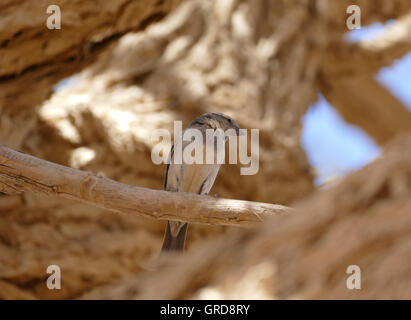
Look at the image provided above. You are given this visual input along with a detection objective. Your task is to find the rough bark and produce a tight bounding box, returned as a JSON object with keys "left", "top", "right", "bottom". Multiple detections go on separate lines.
{"left": 0, "top": 145, "right": 290, "bottom": 226}
{"left": 0, "top": 0, "right": 182, "bottom": 109}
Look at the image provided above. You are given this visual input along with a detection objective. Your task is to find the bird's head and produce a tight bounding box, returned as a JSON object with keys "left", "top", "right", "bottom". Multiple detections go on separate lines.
{"left": 191, "top": 112, "right": 242, "bottom": 138}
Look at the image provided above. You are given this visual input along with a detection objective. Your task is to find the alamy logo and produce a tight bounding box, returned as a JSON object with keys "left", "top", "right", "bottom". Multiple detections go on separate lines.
{"left": 346, "top": 265, "right": 361, "bottom": 290}
{"left": 46, "top": 265, "right": 61, "bottom": 290}
{"left": 346, "top": 5, "right": 361, "bottom": 30}
{"left": 151, "top": 121, "right": 259, "bottom": 175}
{"left": 46, "top": 5, "right": 61, "bottom": 30}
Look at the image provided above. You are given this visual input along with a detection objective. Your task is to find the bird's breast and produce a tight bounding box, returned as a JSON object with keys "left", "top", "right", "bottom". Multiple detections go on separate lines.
{"left": 179, "top": 163, "right": 220, "bottom": 194}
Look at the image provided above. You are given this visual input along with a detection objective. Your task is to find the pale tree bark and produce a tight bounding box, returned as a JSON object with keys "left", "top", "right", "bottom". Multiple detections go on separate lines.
{"left": 0, "top": 0, "right": 182, "bottom": 109}
{"left": 0, "top": 145, "right": 290, "bottom": 226}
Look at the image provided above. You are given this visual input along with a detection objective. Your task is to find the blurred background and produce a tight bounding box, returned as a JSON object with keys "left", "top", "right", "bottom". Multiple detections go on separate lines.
{"left": 1, "top": 0, "right": 411, "bottom": 299}
{"left": 303, "top": 25, "right": 411, "bottom": 185}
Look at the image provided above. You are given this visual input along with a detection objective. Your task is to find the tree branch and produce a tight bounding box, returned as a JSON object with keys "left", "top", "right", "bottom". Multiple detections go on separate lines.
{"left": 321, "top": 11, "right": 411, "bottom": 78}
{"left": 0, "top": 145, "right": 291, "bottom": 227}
{"left": 319, "top": 75, "right": 411, "bottom": 146}
{"left": 319, "top": 12, "right": 411, "bottom": 146}
{"left": 0, "top": 0, "right": 182, "bottom": 110}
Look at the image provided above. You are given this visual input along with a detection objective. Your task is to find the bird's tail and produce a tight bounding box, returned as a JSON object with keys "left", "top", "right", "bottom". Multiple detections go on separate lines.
{"left": 161, "top": 221, "right": 188, "bottom": 253}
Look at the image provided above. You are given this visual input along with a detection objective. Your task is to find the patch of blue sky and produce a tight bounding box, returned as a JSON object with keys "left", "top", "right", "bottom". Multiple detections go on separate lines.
{"left": 53, "top": 73, "right": 82, "bottom": 92}
{"left": 301, "top": 95, "right": 381, "bottom": 185}
{"left": 302, "top": 21, "right": 411, "bottom": 185}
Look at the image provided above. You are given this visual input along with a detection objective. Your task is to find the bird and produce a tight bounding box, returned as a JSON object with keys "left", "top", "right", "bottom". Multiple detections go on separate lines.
{"left": 161, "top": 112, "right": 241, "bottom": 253}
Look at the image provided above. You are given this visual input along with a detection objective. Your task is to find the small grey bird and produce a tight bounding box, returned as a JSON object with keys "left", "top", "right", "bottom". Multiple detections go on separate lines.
{"left": 161, "top": 112, "right": 241, "bottom": 253}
